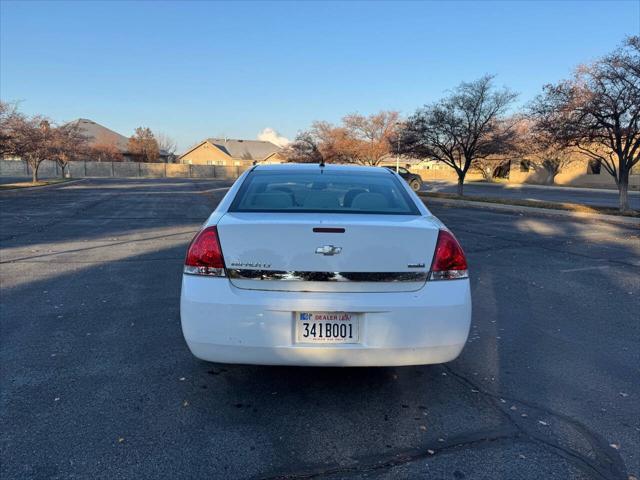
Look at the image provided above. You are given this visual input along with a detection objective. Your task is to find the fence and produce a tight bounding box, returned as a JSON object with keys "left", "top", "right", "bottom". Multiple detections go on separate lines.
{"left": 0, "top": 159, "right": 248, "bottom": 180}
{"left": 1, "top": 159, "right": 637, "bottom": 189}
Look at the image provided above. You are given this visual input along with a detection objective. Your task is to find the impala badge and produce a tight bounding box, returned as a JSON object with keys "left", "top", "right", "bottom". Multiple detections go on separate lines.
{"left": 315, "top": 245, "right": 342, "bottom": 256}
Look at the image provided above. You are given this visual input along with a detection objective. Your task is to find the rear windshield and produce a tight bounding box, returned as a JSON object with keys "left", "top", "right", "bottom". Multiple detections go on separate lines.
{"left": 229, "top": 170, "right": 420, "bottom": 215}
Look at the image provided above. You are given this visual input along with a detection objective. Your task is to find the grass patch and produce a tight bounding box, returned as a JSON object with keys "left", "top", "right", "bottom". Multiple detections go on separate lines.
{"left": 467, "top": 178, "right": 510, "bottom": 184}
{"left": 419, "top": 192, "right": 640, "bottom": 218}
{"left": 0, "top": 179, "right": 72, "bottom": 190}
{"left": 464, "top": 179, "right": 639, "bottom": 191}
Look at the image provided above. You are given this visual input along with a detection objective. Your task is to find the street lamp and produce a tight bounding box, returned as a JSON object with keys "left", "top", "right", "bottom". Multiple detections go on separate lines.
{"left": 395, "top": 121, "right": 401, "bottom": 173}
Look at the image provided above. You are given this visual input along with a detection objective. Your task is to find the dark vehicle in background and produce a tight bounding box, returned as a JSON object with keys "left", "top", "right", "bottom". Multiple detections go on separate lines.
{"left": 382, "top": 166, "right": 423, "bottom": 191}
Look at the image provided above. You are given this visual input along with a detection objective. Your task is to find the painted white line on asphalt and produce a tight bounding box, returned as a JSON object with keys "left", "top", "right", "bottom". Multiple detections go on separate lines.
{"left": 560, "top": 265, "right": 611, "bottom": 273}
{"left": 200, "top": 187, "right": 231, "bottom": 193}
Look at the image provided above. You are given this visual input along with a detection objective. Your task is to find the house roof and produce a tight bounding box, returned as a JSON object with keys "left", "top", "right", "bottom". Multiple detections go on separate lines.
{"left": 206, "top": 138, "right": 281, "bottom": 161}
{"left": 70, "top": 118, "right": 130, "bottom": 152}
{"left": 69, "top": 119, "right": 170, "bottom": 156}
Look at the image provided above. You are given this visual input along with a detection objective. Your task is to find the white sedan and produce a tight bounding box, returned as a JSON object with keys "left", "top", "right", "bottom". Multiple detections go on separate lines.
{"left": 180, "top": 164, "right": 471, "bottom": 367}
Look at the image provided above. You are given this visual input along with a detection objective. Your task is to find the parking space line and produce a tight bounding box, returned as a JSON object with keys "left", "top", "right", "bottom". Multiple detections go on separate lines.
{"left": 560, "top": 265, "right": 611, "bottom": 273}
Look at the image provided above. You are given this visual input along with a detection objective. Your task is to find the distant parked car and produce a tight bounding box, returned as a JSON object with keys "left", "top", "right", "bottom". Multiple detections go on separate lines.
{"left": 382, "top": 165, "right": 422, "bottom": 191}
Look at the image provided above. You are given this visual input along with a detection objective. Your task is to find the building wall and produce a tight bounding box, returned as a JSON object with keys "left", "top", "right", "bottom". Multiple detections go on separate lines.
{"left": 509, "top": 159, "right": 640, "bottom": 189}
{"left": 179, "top": 141, "right": 286, "bottom": 167}
{"left": 180, "top": 142, "right": 231, "bottom": 165}
{"left": 261, "top": 152, "right": 287, "bottom": 164}
{"left": 410, "top": 158, "right": 639, "bottom": 190}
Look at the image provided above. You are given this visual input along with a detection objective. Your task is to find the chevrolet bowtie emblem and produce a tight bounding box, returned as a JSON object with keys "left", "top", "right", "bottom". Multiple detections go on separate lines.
{"left": 315, "top": 245, "right": 342, "bottom": 256}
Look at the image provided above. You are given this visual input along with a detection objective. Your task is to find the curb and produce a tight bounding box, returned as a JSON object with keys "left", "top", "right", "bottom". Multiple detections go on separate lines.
{"left": 0, "top": 178, "right": 86, "bottom": 192}
{"left": 425, "top": 180, "right": 640, "bottom": 195}
{"left": 422, "top": 196, "right": 640, "bottom": 226}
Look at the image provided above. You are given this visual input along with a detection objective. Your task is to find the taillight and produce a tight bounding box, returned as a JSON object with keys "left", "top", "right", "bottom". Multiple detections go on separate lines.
{"left": 184, "top": 226, "right": 226, "bottom": 276}
{"left": 429, "top": 229, "right": 468, "bottom": 280}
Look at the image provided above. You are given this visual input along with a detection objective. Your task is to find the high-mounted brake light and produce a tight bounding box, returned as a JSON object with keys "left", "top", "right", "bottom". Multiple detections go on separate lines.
{"left": 429, "top": 229, "right": 468, "bottom": 280}
{"left": 184, "top": 226, "right": 226, "bottom": 276}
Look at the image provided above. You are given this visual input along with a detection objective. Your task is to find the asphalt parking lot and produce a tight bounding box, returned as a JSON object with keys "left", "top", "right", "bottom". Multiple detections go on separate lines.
{"left": 1, "top": 178, "right": 638, "bottom": 480}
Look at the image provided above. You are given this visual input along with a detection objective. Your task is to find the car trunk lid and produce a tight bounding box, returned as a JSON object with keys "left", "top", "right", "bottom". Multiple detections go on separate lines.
{"left": 216, "top": 213, "right": 439, "bottom": 292}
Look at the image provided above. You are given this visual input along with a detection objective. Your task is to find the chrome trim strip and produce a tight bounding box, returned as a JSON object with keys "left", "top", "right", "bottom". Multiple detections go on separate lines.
{"left": 227, "top": 269, "right": 428, "bottom": 282}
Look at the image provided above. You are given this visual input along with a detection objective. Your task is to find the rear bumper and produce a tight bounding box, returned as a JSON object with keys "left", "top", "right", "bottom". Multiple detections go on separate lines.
{"left": 180, "top": 276, "right": 471, "bottom": 367}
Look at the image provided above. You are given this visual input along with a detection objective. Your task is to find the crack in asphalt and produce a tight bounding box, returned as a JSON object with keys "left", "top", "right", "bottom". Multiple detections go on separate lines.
{"left": 258, "top": 365, "right": 627, "bottom": 480}
{"left": 442, "top": 366, "right": 628, "bottom": 480}
{"left": 258, "top": 429, "right": 521, "bottom": 480}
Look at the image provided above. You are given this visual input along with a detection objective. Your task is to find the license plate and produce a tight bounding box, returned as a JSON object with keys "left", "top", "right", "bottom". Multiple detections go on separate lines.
{"left": 295, "top": 312, "right": 359, "bottom": 344}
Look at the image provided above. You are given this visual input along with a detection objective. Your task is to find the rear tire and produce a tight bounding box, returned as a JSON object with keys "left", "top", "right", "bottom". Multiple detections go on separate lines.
{"left": 409, "top": 179, "right": 422, "bottom": 192}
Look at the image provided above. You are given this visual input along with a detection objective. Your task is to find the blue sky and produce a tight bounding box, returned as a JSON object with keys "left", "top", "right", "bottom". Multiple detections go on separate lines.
{"left": 1, "top": 1, "right": 638, "bottom": 151}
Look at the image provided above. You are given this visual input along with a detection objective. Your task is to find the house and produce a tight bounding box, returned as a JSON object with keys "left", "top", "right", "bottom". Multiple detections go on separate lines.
{"left": 70, "top": 118, "right": 171, "bottom": 162}
{"left": 179, "top": 138, "right": 285, "bottom": 167}
{"left": 72, "top": 118, "right": 129, "bottom": 153}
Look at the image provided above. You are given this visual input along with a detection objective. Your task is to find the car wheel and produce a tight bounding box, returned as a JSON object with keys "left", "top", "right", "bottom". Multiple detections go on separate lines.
{"left": 409, "top": 179, "right": 422, "bottom": 192}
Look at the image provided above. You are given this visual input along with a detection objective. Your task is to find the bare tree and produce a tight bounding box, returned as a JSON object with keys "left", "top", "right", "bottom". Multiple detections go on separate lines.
{"left": 309, "top": 121, "right": 352, "bottom": 163}
{"left": 282, "top": 131, "right": 324, "bottom": 163}
{"left": 128, "top": 127, "right": 160, "bottom": 162}
{"left": 530, "top": 36, "right": 639, "bottom": 211}
{"left": 399, "top": 75, "right": 518, "bottom": 195}
{"left": 155, "top": 132, "right": 177, "bottom": 163}
{"left": 341, "top": 111, "right": 399, "bottom": 165}
{"left": 0, "top": 101, "right": 22, "bottom": 157}
{"left": 9, "top": 116, "right": 55, "bottom": 183}
{"left": 296, "top": 112, "right": 399, "bottom": 165}
{"left": 1, "top": 104, "right": 86, "bottom": 181}
{"left": 471, "top": 118, "right": 518, "bottom": 181}
{"left": 51, "top": 123, "right": 88, "bottom": 178}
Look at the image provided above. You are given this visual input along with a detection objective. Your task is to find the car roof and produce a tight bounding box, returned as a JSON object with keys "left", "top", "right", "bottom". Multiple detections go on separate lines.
{"left": 252, "top": 163, "right": 390, "bottom": 175}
